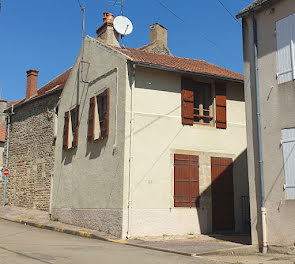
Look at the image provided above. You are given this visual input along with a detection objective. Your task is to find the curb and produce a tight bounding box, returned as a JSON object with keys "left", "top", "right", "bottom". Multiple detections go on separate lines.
{"left": 0, "top": 216, "right": 253, "bottom": 258}
{"left": 0, "top": 217, "right": 109, "bottom": 241}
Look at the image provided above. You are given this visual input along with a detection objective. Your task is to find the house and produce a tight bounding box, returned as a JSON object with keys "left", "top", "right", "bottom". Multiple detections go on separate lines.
{"left": 237, "top": 0, "right": 295, "bottom": 250}
{"left": 0, "top": 99, "right": 7, "bottom": 168}
{"left": 51, "top": 12, "right": 249, "bottom": 238}
{"left": 1, "top": 68, "right": 71, "bottom": 211}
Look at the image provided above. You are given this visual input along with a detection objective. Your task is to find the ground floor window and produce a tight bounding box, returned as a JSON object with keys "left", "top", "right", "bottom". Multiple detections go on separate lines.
{"left": 281, "top": 128, "right": 295, "bottom": 199}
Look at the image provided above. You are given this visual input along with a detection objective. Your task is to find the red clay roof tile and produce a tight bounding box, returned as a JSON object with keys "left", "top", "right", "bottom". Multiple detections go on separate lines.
{"left": 114, "top": 47, "right": 243, "bottom": 81}
{"left": 11, "top": 68, "right": 72, "bottom": 109}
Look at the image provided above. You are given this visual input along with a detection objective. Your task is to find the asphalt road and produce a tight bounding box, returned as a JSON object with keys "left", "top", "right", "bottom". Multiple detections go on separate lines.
{"left": 0, "top": 219, "right": 220, "bottom": 264}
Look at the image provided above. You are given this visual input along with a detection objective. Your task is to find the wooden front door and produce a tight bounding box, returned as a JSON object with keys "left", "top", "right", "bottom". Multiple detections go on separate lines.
{"left": 211, "top": 157, "right": 235, "bottom": 232}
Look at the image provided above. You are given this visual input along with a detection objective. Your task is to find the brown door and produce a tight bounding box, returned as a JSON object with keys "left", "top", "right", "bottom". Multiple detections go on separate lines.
{"left": 211, "top": 157, "right": 235, "bottom": 232}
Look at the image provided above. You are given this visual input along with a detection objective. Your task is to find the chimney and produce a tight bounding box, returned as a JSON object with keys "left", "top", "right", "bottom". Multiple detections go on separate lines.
{"left": 96, "top": 12, "right": 120, "bottom": 47}
{"left": 0, "top": 98, "right": 7, "bottom": 127}
{"left": 150, "top": 23, "right": 168, "bottom": 46}
{"left": 141, "top": 23, "right": 171, "bottom": 55}
{"left": 26, "top": 69, "right": 39, "bottom": 99}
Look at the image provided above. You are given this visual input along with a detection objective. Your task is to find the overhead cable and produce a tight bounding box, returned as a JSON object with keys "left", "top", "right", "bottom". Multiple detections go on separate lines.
{"left": 216, "top": 0, "right": 242, "bottom": 27}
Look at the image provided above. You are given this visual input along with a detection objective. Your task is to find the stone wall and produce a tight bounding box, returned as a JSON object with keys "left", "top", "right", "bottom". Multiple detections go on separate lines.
{"left": 1, "top": 92, "right": 60, "bottom": 211}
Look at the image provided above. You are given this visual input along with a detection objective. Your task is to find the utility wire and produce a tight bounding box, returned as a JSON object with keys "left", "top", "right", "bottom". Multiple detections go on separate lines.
{"left": 154, "top": 0, "right": 222, "bottom": 50}
{"left": 216, "top": 0, "right": 241, "bottom": 27}
{"left": 154, "top": 0, "right": 184, "bottom": 22}
{"left": 76, "top": 0, "right": 83, "bottom": 10}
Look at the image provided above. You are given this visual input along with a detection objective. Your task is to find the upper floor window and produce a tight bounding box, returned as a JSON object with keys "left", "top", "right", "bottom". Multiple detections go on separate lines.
{"left": 88, "top": 88, "right": 109, "bottom": 141}
{"left": 193, "top": 82, "right": 214, "bottom": 125}
{"left": 181, "top": 77, "right": 227, "bottom": 129}
{"left": 276, "top": 13, "right": 295, "bottom": 84}
{"left": 63, "top": 105, "right": 79, "bottom": 150}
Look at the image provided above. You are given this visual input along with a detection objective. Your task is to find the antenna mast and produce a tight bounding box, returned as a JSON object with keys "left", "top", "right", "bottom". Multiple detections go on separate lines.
{"left": 121, "top": 0, "right": 123, "bottom": 16}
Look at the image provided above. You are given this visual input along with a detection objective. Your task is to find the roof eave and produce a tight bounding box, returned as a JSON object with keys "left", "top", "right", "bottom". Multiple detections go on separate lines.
{"left": 4, "top": 87, "right": 63, "bottom": 112}
{"left": 129, "top": 60, "right": 243, "bottom": 83}
{"left": 236, "top": 0, "right": 279, "bottom": 19}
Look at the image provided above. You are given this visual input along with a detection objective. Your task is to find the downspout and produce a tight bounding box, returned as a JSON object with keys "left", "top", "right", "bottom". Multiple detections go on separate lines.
{"left": 3, "top": 105, "right": 14, "bottom": 207}
{"left": 251, "top": 12, "right": 268, "bottom": 254}
{"left": 126, "top": 63, "right": 135, "bottom": 239}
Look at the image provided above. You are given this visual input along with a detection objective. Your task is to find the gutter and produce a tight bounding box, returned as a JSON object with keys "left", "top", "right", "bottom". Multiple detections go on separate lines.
{"left": 130, "top": 61, "right": 244, "bottom": 84}
{"left": 126, "top": 63, "right": 136, "bottom": 239}
{"left": 4, "top": 87, "right": 64, "bottom": 113}
{"left": 236, "top": 0, "right": 279, "bottom": 19}
{"left": 251, "top": 12, "right": 268, "bottom": 254}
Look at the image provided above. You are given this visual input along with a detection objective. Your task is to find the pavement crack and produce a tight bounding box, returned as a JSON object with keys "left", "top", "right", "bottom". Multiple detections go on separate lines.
{"left": 0, "top": 245, "right": 53, "bottom": 264}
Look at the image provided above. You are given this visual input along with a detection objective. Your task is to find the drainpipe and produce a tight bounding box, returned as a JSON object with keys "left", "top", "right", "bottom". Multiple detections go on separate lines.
{"left": 126, "top": 63, "right": 135, "bottom": 239}
{"left": 251, "top": 12, "right": 268, "bottom": 254}
{"left": 3, "top": 105, "right": 14, "bottom": 207}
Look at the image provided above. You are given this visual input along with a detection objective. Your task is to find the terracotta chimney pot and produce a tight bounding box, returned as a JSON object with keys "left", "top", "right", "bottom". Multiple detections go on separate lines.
{"left": 103, "top": 12, "right": 114, "bottom": 23}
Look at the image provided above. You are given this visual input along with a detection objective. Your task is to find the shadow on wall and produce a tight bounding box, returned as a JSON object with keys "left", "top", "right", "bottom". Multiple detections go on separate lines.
{"left": 195, "top": 149, "right": 251, "bottom": 245}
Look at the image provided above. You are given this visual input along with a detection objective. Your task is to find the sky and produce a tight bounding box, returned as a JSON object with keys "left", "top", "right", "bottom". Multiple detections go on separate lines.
{"left": 0, "top": 0, "right": 250, "bottom": 101}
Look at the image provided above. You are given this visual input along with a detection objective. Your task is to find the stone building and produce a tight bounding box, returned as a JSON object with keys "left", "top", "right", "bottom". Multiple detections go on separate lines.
{"left": 2, "top": 68, "right": 71, "bottom": 211}
{"left": 0, "top": 98, "right": 8, "bottom": 169}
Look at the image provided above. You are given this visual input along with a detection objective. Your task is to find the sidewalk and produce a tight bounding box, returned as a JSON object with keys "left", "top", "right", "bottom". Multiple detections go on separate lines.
{"left": 0, "top": 206, "right": 294, "bottom": 263}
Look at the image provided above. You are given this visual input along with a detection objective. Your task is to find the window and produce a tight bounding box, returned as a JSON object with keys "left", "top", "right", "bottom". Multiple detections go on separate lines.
{"left": 281, "top": 128, "right": 295, "bottom": 199}
{"left": 174, "top": 154, "right": 200, "bottom": 207}
{"left": 63, "top": 105, "right": 79, "bottom": 150}
{"left": 88, "top": 88, "right": 109, "bottom": 141}
{"left": 181, "top": 77, "right": 227, "bottom": 129}
{"left": 193, "top": 82, "right": 214, "bottom": 125}
{"left": 276, "top": 13, "right": 295, "bottom": 84}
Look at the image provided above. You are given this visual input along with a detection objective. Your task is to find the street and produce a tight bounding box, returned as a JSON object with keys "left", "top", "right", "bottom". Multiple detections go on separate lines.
{"left": 0, "top": 219, "right": 219, "bottom": 264}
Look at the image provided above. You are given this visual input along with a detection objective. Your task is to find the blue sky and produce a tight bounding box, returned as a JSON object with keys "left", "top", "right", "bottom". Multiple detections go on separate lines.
{"left": 0, "top": 0, "right": 250, "bottom": 101}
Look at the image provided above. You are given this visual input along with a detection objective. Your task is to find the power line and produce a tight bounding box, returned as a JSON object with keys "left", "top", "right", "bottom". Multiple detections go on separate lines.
{"left": 76, "top": 0, "right": 82, "bottom": 9}
{"left": 154, "top": 0, "right": 184, "bottom": 22}
{"left": 154, "top": 0, "right": 223, "bottom": 51}
{"left": 216, "top": 0, "right": 241, "bottom": 27}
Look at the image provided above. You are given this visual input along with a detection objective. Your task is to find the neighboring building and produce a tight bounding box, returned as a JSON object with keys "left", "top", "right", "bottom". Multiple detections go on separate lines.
{"left": 51, "top": 12, "right": 249, "bottom": 238}
{"left": 237, "top": 0, "right": 295, "bottom": 248}
{"left": 1, "top": 68, "right": 71, "bottom": 211}
{"left": 0, "top": 98, "right": 7, "bottom": 169}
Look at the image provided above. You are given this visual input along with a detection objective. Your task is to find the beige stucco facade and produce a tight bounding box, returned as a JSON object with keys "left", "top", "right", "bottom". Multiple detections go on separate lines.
{"left": 52, "top": 35, "right": 248, "bottom": 238}
{"left": 123, "top": 67, "right": 248, "bottom": 237}
{"left": 241, "top": 0, "right": 295, "bottom": 246}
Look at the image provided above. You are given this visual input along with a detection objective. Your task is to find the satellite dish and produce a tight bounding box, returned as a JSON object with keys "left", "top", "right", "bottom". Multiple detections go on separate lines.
{"left": 113, "top": 16, "right": 133, "bottom": 36}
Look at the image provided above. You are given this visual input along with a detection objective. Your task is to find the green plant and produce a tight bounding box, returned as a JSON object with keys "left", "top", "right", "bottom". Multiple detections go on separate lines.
{"left": 50, "top": 217, "right": 59, "bottom": 222}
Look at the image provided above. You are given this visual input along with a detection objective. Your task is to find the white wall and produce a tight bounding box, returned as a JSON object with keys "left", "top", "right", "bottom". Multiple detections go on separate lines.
{"left": 123, "top": 66, "right": 248, "bottom": 238}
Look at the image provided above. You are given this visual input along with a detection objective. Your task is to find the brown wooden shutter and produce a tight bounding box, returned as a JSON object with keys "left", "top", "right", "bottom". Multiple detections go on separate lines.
{"left": 71, "top": 105, "right": 79, "bottom": 148}
{"left": 101, "top": 88, "right": 109, "bottom": 138}
{"left": 174, "top": 154, "right": 199, "bottom": 207}
{"left": 181, "top": 77, "right": 194, "bottom": 125}
{"left": 88, "top": 97, "right": 95, "bottom": 141}
{"left": 63, "top": 111, "right": 69, "bottom": 150}
{"left": 74, "top": 105, "right": 79, "bottom": 147}
{"left": 215, "top": 82, "right": 227, "bottom": 129}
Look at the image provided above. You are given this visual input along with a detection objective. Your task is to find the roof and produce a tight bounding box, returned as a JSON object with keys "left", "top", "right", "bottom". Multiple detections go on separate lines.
{"left": 10, "top": 68, "right": 72, "bottom": 109}
{"left": 0, "top": 125, "right": 6, "bottom": 143}
{"left": 236, "top": 0, "right": 279, "bottom": 18}
{"left": 115, "top": 47, "right": 243, "bottom": 81}
{"left": 7, "top": 99, "right": 23, "bottom": 107}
